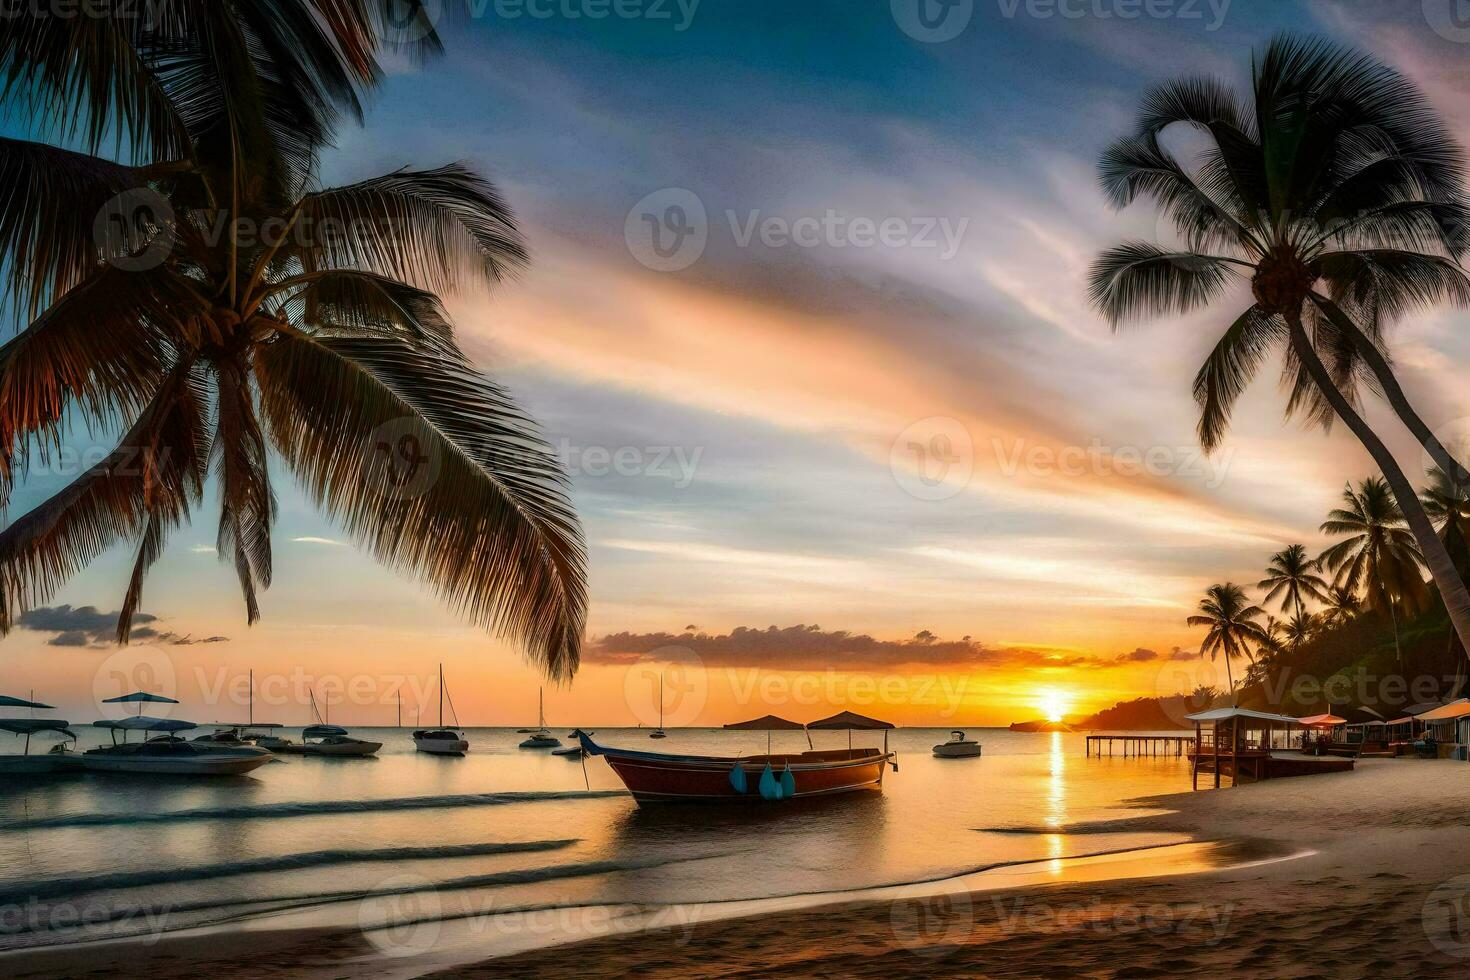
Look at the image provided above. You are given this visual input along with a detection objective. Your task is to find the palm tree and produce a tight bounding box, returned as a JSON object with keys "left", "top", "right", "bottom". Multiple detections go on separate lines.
{"left": 1319, "top": 585, "right": 1362, "bottom": 628}
{"left": 0, "top": 3, "right": 588, "bottom": 678}
{"left": 1258, "top": 544, "right": 1329, "bottom": 618}
{"left": 1088, "top": 34, "right": 1470, "bottom": 660}
{"left": 1187, "top": 583, "right": 1270, "bottom": 701}
{"left": 1320, "top": 477, "right": 1428, "bottom": 667}
{"left": 1423, "top": 466, "right": 1470, "bottom": 576}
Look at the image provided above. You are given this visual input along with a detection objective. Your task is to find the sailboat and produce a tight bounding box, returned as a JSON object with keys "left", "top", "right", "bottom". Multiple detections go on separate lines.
{"left": 414, "top": 664, "right": 469, "bottom": 755}
{"left": 259, "top": 692, "right": 381, "bottom": 757}
{"left": 649, "top": 674, "right": 668, "bottom": 739}
{"left": 518, "top": 689, "right": 561, "bottom": 748}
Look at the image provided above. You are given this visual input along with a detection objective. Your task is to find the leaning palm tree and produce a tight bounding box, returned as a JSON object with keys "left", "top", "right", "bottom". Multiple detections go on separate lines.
{"left": 1187, "top": 583, "right": 1270, "bottom": 701}
{"left": 0, "top": 3, "right": 587, "bottom": 677}
{"left": 1320, "top": 477, "right": 1428, "bottom": 667}
{"left": 1258, "top": 544, "right": 1329, "bottom": 618}
{"left": 1089, "top": 34, "right": 1470, "bottom": 660}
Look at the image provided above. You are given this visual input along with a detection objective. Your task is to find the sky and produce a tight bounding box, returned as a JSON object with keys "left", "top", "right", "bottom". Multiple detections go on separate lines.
{"left": 6, "top": 0, "right": 1470, "bottom": 728}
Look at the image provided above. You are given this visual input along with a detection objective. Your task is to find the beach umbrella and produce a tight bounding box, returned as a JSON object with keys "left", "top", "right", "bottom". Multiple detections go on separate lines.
{"left": 806, "top": 711, "right": 896, "bottom": 751}
{"left": 0, "top": 695, "right": 54, "bottom": 709}
{"left": 102, "top": 691, "right": 179, "bottom": 717}
{"left": 724, "top": 714, "right": 805, "bottom": 754}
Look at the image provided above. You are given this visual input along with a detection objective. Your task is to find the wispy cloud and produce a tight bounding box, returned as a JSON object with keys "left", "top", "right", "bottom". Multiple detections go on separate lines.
{"left": 291, "top": 536, "right": 348, "bottom": 547}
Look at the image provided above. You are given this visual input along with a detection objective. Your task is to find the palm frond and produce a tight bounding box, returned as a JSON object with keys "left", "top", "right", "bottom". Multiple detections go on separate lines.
{"left": 1191, "top": 305, "right": 1283, "bottom": 451}
{"left": 255, "top": 332, "right": 585, "bottom": 678}
{"left": 292, "top": 165, "right": 528, "bottom": 293}
{"left": 1087, "top": 243, "right": 1239, "bottom": 327}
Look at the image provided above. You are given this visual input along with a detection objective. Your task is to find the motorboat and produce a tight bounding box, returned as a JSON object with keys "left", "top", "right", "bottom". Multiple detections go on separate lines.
{"left": 266, "top": 724, "right": 381, "bottom": 757}
{"left": 414, "top": 663, "right": 469, "bottom": 755}
{"left": 552, "top": 743, "right": 586, "bottom": 758}
{"left": 193, "top": 724, "right": 282, "bottom": 746}
{"left": 82, "top": 718, "right": 272, "bottom": 775}
{"left": 518, "top": 688, "right": 561, "bottom": 748}
{"left": 932, "top": 730, "right": 983, "bottom": 758}
{"left": 575, "top": 728, "right": 896, "bottom": 805}
{"left": 0, "top": 695, "right": 78, "bottom": 774}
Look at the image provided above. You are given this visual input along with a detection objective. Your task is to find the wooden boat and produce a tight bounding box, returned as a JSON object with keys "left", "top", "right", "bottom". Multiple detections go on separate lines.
{"left": 574, "top": 730, "right": 895, "bottom": 804}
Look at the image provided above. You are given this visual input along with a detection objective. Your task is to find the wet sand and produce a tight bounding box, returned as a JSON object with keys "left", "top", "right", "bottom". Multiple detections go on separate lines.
{"left": 8, "top": 759, "right": 1470, "bottom": 978}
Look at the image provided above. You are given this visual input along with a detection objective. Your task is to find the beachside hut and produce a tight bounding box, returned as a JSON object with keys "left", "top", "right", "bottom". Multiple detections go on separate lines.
{"left": 807, "top": 711, "right": 895, "bottom": 753}
{"left": 1413, "top": 700, "right": 1470, "bottom": 760}
{"left": 1296, "top": 713, "right": 1346, "bottom": 754}
{"left": 1185, "top": 707, "right": 1304, "bottom": 788}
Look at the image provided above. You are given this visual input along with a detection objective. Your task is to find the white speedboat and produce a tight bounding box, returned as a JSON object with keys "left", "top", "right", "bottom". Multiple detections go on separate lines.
{"left": 552, "top": 744, "right": 586, "bottom": 758}
{"left": 267, "top": 724, "right": 381, "bottom": 757}
{"left": 518, "top": 689, "right": 561, "bottom": 748}
{"left": 932, "top": 730, "right": 982, "bottom": 758}
{"left": 414, "top": 663, "right": 469, "bottom": 755}
{"left": 80, "top": 736, "right": 273, "bottom": 775}
{"left": 0, "top": 701, "right": 77, "bottom": 774}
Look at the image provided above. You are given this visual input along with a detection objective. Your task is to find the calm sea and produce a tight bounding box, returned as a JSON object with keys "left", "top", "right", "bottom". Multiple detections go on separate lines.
{"left": 0, "top": 728, "right": 1204, "bottom": 964}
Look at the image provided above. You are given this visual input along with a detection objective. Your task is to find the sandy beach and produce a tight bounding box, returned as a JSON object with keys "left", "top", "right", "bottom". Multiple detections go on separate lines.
{"left": 7, "top": 758, "right": 1469, "bottom": 979}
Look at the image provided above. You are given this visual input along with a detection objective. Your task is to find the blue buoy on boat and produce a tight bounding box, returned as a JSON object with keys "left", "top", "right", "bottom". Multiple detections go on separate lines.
{"left": 758, "top": 762, "right": 780, "bottom": 800}
{"left": 729, "top": 762, "right": 748, "bottom": 793}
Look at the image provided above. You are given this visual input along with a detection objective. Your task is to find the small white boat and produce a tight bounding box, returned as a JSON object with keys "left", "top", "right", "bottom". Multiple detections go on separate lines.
{"left": 649, "top": 674, "right": 668, "bottom": 739}
{"left": 414, "top": 663, "right": 469, "bottom": 755}
{"left": 552, "top": 744, "right": 586, "bottom": 758}
{"left": 80, "top": 736, "right": 273, "bottom": 775}
{"left": 933, "top": 730, "right": 982, "bottom": 758}
{"left": 268, "top": 724, "right": 382, "bottom": 757}
{"left": 518, "top": 689, "right": 561, "bottom": 748}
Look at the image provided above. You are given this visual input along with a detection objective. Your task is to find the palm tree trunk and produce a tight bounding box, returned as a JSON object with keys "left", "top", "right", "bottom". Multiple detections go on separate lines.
{"left": 1312, "top": 296, "right": 1470, "bottom": 487}
{"left": 1285, "top": 311, "right": 1470, "bottom": 664}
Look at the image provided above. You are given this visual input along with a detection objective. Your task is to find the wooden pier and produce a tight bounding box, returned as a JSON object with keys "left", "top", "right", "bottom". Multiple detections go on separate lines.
{"left": 1085, "top": 735, "right": 1192, "bottom": 757}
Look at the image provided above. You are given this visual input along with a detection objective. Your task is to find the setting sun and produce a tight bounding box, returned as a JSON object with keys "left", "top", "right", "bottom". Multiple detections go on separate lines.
{"left": 1036, "top": 689, "right": 1072, "bottom": 724}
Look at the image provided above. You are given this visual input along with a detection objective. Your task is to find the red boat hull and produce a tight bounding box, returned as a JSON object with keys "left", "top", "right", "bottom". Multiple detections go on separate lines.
{"left": 599, "top": 747, "right": 891, "bottom": 804}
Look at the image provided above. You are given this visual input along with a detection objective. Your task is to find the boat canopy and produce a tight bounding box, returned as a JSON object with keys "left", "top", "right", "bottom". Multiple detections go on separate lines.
{"left": 96, "top": 716, "right": 196, "bottom": 732}
{"left": 723, "top": 714, "right": 804, "bottom": 730}
{"left": 1415, "top": 701, "right": 1470, "bottom": 722}
{"left": 102, "top": 691, "right": 180, "bottom": 705}
{"left": 1184, "top": 707, "right": 1301, "bottom": 724}
{"left": 806, "top": 711, "right": 895, "bottom": 730}
{"left": 0, "top": 694, "right": 55, "bottom": 709}
{"left": 0, "top": 719, "right": 73, "bottom": 735}
{"left": 304, "top": 724, "right": 349, "bottom": 737}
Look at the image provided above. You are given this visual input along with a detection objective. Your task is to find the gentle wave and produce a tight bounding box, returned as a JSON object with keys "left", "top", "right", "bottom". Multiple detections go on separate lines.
{"left": 5, "top": 855, "right": 697, "bottom": 940}
{"left": 0, "top": 839, "right": 578, "bottom": 904}
{"left": 4, "top": 790, "right": 627, "bottom": 831}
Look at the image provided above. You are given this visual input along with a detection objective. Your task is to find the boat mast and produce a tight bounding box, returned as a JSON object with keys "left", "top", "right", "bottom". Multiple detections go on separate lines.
{"left": 439, "top": 663, "right": 444, "bottom": 728}
{"left": 248, "top": 669, "right": 254, "bottom": 727}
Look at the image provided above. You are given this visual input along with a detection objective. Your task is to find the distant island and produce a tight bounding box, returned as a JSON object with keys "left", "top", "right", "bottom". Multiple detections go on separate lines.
{"left": 1008, "top": 719, "right": 1075, "bottom": 733}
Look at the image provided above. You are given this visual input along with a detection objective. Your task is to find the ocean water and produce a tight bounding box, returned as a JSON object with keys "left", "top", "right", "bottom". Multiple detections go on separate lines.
{"left": 0, "top": 728, "right": 1202, "bottom": 959}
